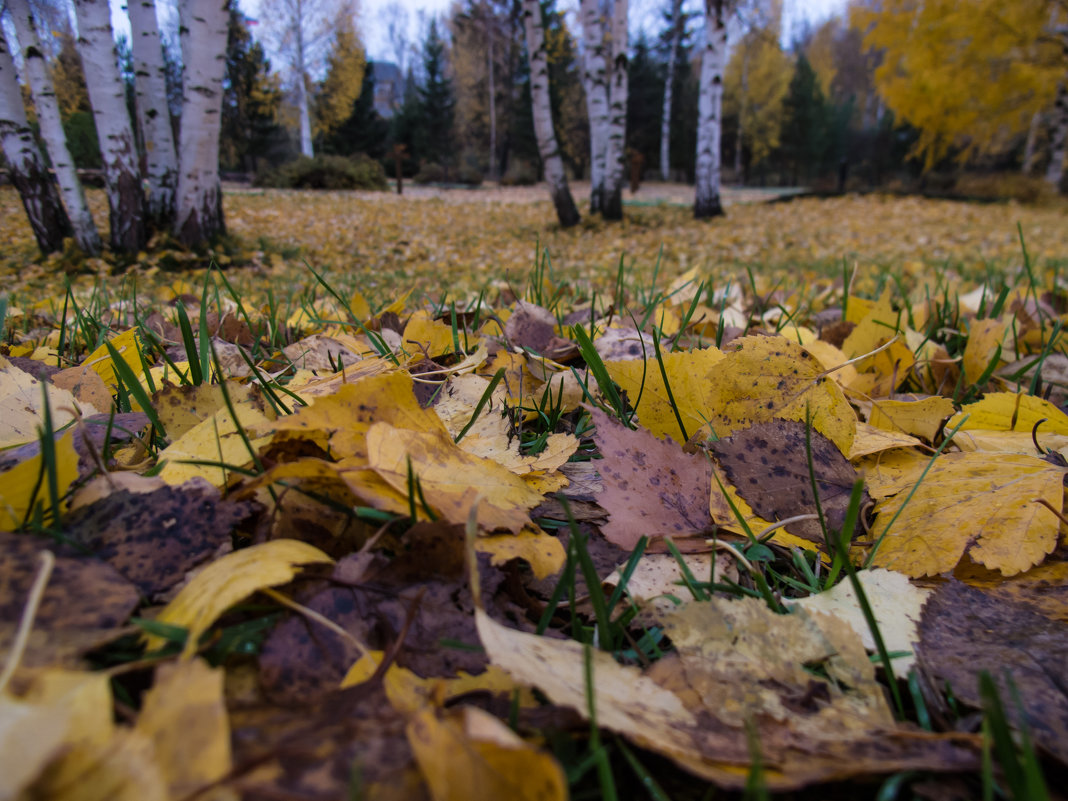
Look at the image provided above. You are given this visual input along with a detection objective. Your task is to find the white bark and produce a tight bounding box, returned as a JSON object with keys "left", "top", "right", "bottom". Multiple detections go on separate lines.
{"left": 1046, "top": 78, "right": 1067, "bottom": 188}
{"left": 602, "top": 0, "right": 628, "bottom": 218}
{"left": 0, "top": 30, "right": 72, "bottom": 253}
{"left": 174, "top": 0, "right": 227, "bottom": 246}
{"left": 660, "top": 0, "right": 683, "bottom": 182}
{"left": 297, "top": 9, "right": 314, "bottom": 158}
{"left": 6, "top": 0, "right": 101, "bottom": 255}
{"left": 129, "top": 0, "right": 178, "bottom": 227}
{"left": 694, "top": 0, "right": 728, "bottom": 219}
{"left": 581, "top": 0, "right": 609, "bottom": 213}
{"left": 522, "top": 0, "right": 579, "bottom": 227}
{"left": 73, "top": 0, "right": 147, "bottom": 253}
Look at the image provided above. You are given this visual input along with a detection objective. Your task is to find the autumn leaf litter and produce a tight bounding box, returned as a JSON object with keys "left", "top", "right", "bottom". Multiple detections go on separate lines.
{"left": 1, "top": 190, "right": 1068, "bottom": 798}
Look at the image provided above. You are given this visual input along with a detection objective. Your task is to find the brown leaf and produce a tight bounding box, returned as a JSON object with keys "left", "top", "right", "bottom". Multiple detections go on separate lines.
{"left": 63, "top": 483, "right": 258, "bottom": 598}
{"left": 916, "top": 581, "right": 1068, "bottom": 764}
{"left": 712, "top": 419, "right": 867, "bottom": 544}
{"left": 590, "top": 407, "right": 713, "bottom": 550}
{"left": 0, "top": 531, "right": 138, "bottom": 667}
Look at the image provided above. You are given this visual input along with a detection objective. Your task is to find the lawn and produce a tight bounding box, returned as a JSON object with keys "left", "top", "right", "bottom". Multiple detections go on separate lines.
{"left": 2, "top": 184, "right": 1068, "bottom": 800}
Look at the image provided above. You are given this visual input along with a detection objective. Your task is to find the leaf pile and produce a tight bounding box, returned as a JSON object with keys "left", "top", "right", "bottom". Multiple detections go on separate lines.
{"left": 1, "top": 194, "right": 1068, "bottom": 798}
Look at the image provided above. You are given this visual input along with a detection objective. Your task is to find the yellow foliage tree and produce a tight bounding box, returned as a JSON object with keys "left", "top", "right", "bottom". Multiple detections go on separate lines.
{"left": 313, "top": 14, "right": 366, "bottom": 141}
{"left": 853, "top": 0, "right": 1067, "bottom": 182}
{"left": 725, "top": 5, "right": 792, "bottom": 172}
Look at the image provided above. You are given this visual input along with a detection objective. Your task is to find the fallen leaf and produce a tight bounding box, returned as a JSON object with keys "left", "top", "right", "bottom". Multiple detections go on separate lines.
{"left": 0, "top": 431, "right": 80, "bottom": 529}
{"left": 712, "top": 419, "right": 867, "bottom": 545}
{"left": 590, "top": 407, "right": 713, "bottom": 550}
{"left": 366, "top": 422, "right": 542, "bottom": 533}
{"left": 916, "top": 582, "right": 1068, "bottom": 763}
{"left": 868, "top": 452, "right": 1064, "bottom": 577}
{"left": 407, "top": 706, "right": 566, "bottom": 801}
{"left": 786, "top": 568, "right": 931, "bottom": 674}
{"left": 148, "top": 539, "right": 334, "bottom": 655}
{"left": 869, "top": 396, "right": 956, "bottom": 442}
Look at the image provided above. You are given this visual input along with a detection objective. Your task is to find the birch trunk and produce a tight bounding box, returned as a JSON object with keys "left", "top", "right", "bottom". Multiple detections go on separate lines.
{"left": 0, "top": 32, "right": 72, "bottom": 253}
{"left": 522, "top": 0, "right": 580, "bottom": 227}
{"left": 6, "top": 0, "right": 101, "bottom": 255}
{"left": 601, "top": 0, "right": 628, "bottom": 220}
{"left": 73, "top": 0, "right": 147, "bottom": 253}
{"left": 297, "top": 0, "right": 314, "bottom": 158}
{"left": 174, "top": 0, "right": 227, "bottom": 246}
{"left": 660, "top": 0, "right": 683, "bottom": 182}
{"left": 694, "top": 0, "right": 728, "bottom": 219}
{"left": 129, "top": 0, "right": 178, "bottom": 228}
{"left": 581, "top": 0, "right": 609, "bottom": 214}
{"left": 488, "top": 34, "right": 497, "bottom": 181}
{"left": 1046, "top": 78, "right": 1067, "bottom": 189}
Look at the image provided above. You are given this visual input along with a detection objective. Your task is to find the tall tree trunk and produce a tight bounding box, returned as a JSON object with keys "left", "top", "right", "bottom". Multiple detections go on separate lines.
{"left": 602, "top": 0, "right": 628, "bottom": 220}
{"left": 129, "top": 0, "right": 178, "bottom": 229}
{"left": 0, "top": 32, "right": 72, "bottom": 253}
{"left": 6, "top": 0, "right": 101, "bottom": 255}
{"left": 1046, "top": 79, "right": 1067, "bottom": 189}
{"left": 488, "top": 33, "right": 497, "bottom": 181}
{"left": 297, "top": 0, "right": 314, "bottom": 158}
{"left": 660, "top": 0, "right": 682, "bottom": 182}
{"left": 175, "top": 0, "right": 227, "bottom": 246}
{"left": 694, "top": 0, "right": 728, "bottom": 219}
{"left": 581, "top": 0, "right": 609, "bottom": 214}
{"left": 73, "top": 0, "right": 147, "bottom": 253}
{"left": 522, "top": 0, "right": 579, "bottom": 227}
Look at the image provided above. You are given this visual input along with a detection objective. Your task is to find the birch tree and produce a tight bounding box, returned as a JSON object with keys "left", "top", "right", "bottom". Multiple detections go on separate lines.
{"left": 522, "top": 0, "right": 580, "bottom": 227}
{"left": 5, "top": 0, "right": 101, "bottom": 254}
{"left": 0, "top": 29, "right": 72, "bottom": 253}
{"left": 260, "top": 0, "right": 341, "bottom": 158}
{"left": 580, "top": 0, "right": 628, "bottom": 218}
{"left": 694, "top": 0, "right": 729, "bottom": 219}
{"left": 174, "top": 0, "right": 227, "bottom": 246}
{"left": 72, "top": 0, "right": 146, "bottom": 252}
{"left": 129, "top": 0, "right": 178, "bottom": 229}
{"left": 660, "top": 0, "right": 684, "bottom": 181}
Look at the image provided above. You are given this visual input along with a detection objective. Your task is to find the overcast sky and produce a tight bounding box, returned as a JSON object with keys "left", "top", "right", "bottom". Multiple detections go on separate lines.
{"left": 105, "top": 0, "right": 849, "bottom": 66}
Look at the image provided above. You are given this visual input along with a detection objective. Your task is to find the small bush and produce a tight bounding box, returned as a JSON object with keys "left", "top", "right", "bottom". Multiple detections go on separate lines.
{"left": 456, "top": 164, "right": 483, "bottom": 186}
{"left": 500, "top": 160, "right": 537, "bottom": 186}
{"left": 255, "top": 154, "right": 387, "bottom": 190}
{"left": 413, "top": 162, "right": 446, "bottom": 184}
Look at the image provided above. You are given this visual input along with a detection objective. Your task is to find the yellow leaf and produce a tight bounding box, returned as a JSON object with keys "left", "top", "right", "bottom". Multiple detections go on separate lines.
{"left": 261, "top": 371, "right": 445, "bottom": 460}
{"left": 366, "top": 422, "right": 543, "bottom": 533}
{"left": 154, "top": 381, "right": 271, "bottom": 441}
{"left": 148, "top": 539, "right": 333, "bottom": 655}
{"left": 605, "top": 347, "right": 725, "bottom": 443}
{"left": 0, "top": 431, "right": 79, "bottom": 529}
{"left": 51, "top": 364, "right": 111, "bottom": 416}
{"left": 869, "top": 396, "right": 956, "bottom": 441}
{"left": 407, "top": 706, "right": 567, "bottom": 801}
{"left": 948, "top": 392, "right": 1068, "bottom": 434}
{"left": 341, "top": 650, "right": 530, "bottom": 714}
{"left": 868, "top": 452, "right": 1063, "bottom": 577}
{"left": 847, "top": 422, "right": 922, "bottom": 459}
{"left": 475, "top": 527, "right": 567, "bottom": 579}
{"left": 403, "top": 310, "right": 467, "bottom": 359}
{"left": 962, "top": 318, "right": 1008, "bottom": 387}
{"left": 157, "top": 399, "right": 273, "bottom": 488}
{"left": 841, "top": 290, "right": 899, "bottom": 358}
{"left": 81, "top": 328, "right": 145, "bottom": 389}
{"left": 801, "top": 340, "right": 860, "bottom": 392}
{"left": 703, "top": 336, "right": 856, "bottom": 454}
{"left": 136, "top": 659, "right": 232, "bottom": 801}
{"left": 349, "top": 287, "right": 371, "bottom": 321}
{"left": 0, "top": 357, "right": 87, "bottom": 448}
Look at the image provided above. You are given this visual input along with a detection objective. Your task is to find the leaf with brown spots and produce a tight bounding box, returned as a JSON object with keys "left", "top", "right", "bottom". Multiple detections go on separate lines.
{"left": 712, "top": 419, "right": 867, "bottom": 544}
{"left": 63, "top": 483, "right": 258, "bottom": 598}
{"left": 916, "top": 582, "right": 1068, "bottom": 764}
{"left": 590, "top": 407, "right": 713, "bottom": 551}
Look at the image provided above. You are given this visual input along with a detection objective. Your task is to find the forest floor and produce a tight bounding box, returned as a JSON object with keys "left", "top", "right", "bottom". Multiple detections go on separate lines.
{"left": 2, "top": 184, "right": 1068, "bottom": 800}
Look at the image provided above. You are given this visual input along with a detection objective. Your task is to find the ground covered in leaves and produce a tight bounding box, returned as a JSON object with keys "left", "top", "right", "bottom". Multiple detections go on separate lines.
{"left": 1, "top": 186, "right": 1068, "bottom": 800}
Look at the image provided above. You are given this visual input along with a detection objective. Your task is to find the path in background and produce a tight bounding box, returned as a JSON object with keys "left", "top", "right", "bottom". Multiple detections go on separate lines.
{"left": 224, "top": 180, "right": 808, "bottom": 207}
